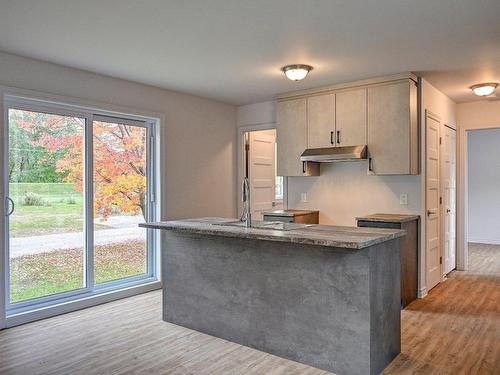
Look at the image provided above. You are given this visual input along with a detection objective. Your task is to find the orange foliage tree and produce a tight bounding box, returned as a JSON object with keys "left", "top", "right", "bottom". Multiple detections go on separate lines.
{"left": 13, "top": 110, "right": 147, "bottom": 220}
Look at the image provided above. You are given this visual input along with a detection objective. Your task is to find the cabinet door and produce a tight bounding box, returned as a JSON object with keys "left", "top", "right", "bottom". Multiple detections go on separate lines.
{"left": 277, "top": 98, "right": 316, "bottom": 176}
{"left": 307, "top": 93, "right": 335, "bottom": 149}
{"left": 335, "top": 88, "right": 367, "bottom": 146}
{"left": 368, "top": 81, "right": 416, "bottom": 175}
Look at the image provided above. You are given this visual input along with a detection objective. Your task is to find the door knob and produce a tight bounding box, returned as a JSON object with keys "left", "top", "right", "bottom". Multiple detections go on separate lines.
{"left": 446, "top": 208, "right": 451, "bottom": 213}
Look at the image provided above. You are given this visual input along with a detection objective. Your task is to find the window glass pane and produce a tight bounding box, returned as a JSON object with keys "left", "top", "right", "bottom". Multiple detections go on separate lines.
{"left": 93, "top": 120, "right": 148, "bottom": 284}
{"left": 275, "top": 176, "right": 283, "bottom": 201}
{"left": 8, "top": 109, "right": 85, "bottom": 303}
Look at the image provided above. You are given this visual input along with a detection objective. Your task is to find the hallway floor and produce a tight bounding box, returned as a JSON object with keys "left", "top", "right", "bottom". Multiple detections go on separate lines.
{"left": 1, "top": 244, "right": 499, "bottom": 374}
{"left": 383, "top": 243, "right": 500, "bottom": 374}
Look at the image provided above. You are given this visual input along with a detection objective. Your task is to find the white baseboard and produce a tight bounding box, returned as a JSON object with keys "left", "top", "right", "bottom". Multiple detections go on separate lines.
{"left": 417, "top": 287, "right": 428, "bottom": 299}
{"left": 468, "top": 238, "right": 500, "bottom": 245}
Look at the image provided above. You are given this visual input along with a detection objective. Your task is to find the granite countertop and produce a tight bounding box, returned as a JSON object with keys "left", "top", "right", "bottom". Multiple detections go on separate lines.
{"left": 356, "top": 213, "right": 420, "bottom": 223}
{"left": 262, "top": 209, "right": 319, "bottom": 217}
{"left": 140, "top": 217, "right": 405, "bottom": 250}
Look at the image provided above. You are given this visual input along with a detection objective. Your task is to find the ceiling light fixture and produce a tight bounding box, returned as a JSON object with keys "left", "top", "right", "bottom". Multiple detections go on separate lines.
{"left": 470, "top": 82, "right": 498, "bottom": 97}
{"left": 281, "top": 64, "right": 313, "bottom": 81}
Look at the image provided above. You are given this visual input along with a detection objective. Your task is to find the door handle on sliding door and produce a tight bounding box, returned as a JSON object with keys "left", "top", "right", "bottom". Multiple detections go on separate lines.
{"left": 5, "top": 196, "right": 14, "bottom": 216}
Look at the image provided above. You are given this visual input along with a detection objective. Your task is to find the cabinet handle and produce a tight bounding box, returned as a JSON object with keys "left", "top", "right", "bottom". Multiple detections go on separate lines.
{"left": 368, "top": 157, "right": 373, "bottom": 172}
{"left": 330, "top": 131, "right": 334, "bottom": 145}
{"left": 302, "top": 161, "right": 306, "bottom": 174}
{"left": 336, "top": 130, "right": 341, "bottom": 144}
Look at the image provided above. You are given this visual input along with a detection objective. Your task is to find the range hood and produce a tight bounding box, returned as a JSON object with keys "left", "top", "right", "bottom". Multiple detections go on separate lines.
{"left": 300, "top": 145, "right": 367, "bottom": 163}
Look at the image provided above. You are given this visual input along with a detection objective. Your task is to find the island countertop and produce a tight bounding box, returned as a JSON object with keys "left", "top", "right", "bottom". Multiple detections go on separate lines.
{"left": 140, "top": 217, "right": 405, "bottom": 249}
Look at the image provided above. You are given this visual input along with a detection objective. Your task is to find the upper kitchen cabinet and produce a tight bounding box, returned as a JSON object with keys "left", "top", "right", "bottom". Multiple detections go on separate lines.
{"left": 276, "top": 98, "right": 320, "bottom": 177}
{"left": 307, "top": 93, "right": 335, "bottom": 149}
{"left": 276, "top": 73, "right": 419, "bottom": 176}
{"left": 367, "top": 79, "right": 418, "bottom": 175}
{"left": 335, "top": 88, "right": 367, "bottom": 147}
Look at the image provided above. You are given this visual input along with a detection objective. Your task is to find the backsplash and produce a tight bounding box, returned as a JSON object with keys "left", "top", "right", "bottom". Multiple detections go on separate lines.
{"left": 287, "top": 161, "right": 421, "bottom": 226}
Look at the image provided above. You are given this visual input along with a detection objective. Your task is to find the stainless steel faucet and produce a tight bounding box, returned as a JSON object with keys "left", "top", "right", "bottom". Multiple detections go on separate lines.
{"left": 240, "top": 177, "right": 252, "bottom": 227}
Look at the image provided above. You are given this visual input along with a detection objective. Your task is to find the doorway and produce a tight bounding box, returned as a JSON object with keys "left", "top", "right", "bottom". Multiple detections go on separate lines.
{"left": 239, "top": 128, "right": 283, "bottom": 220}
{"left": 467, "top": 128, "right": 500, "bottom": 256}
{"left": 3, "top": 95, "right": 159, "bottom": 322}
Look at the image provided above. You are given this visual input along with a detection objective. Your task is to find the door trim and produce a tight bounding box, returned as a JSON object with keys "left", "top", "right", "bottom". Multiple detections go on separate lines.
{"left": 425, "top": 110, "right": 442, "bottom": 293}
{"left": 237, "top": 123, "right": 287, "bottom": 216}
{"left": 457, "top": 124, "right": 500, "bottom": 272}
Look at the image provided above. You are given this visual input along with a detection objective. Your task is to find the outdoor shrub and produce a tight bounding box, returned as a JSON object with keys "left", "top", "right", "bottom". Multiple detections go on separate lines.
{"left": 22, "top": 192, "right": 48, "bottom": 206}
{"left": 66, "top": 196, "right": 76, "bottom": 205}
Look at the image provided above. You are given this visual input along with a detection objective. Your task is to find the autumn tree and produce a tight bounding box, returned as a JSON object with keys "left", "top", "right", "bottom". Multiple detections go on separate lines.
{"left": 11, "top": 110, "right": 147, "bottom": 220}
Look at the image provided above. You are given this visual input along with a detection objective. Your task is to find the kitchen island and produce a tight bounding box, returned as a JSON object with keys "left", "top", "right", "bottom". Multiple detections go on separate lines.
{"left": 140, "top": 218, "right": 405, "bottom": 375}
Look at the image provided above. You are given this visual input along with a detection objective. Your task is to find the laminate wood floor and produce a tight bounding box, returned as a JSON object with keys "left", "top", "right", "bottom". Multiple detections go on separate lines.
{"left": 1, "top": 243, "right": 499, "bottom": 375}
{"left": 383, "top": 243, "right": 500, "bottom": 375}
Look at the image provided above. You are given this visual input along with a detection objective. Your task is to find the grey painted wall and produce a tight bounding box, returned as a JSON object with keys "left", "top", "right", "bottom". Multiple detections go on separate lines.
{"left": 467, "top": 128, "right": 500, "bottom": 244}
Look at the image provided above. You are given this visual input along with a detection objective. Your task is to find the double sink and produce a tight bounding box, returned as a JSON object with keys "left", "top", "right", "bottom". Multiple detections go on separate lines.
{"left": 213, "top": 220, "right": 313, "bottom": 232}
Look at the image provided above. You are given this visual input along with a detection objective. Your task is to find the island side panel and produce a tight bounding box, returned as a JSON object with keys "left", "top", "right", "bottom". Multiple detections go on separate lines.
{"left": 162, "top": 231, "right": 372, "bottom": 375}
{"left": 369, "top": 238, "right": 401, "bottom": 374}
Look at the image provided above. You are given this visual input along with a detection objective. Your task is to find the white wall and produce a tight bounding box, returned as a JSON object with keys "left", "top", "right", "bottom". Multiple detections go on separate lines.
{"left": 421, "top": 79, "right": 457, "bottom": 128}
{"left": 0, "top": 51, "right": 237, "bottom": 220}
{"left": 237, "top": 100, "right": 421, "bottom": 226}
{"left": 288, "top": 164, "right": 420, "bottom": 225}
{"left": 467, "top": 128, "right": 500, "bottom": 244}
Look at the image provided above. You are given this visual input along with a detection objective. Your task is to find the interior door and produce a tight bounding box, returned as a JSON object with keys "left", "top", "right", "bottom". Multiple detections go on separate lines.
{"left": 441, "top": 125, "right": 457, "bottom": 275}
{"left": 426, "top": 112, "right": 442, "bottom": 291}
{"left": 248, "top": 130, "right": 276, "bottom": 220}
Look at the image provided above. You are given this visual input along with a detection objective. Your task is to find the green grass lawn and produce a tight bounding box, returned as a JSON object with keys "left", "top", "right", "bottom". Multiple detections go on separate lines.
{"left": 10, "top": 240, "right": 147, "bottom": 303}
{"left": 9, "top": 183, "right": 110, "bottom": 236}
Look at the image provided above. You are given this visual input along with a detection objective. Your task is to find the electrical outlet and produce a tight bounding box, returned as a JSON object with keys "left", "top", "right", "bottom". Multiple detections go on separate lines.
{"left": 400, "top": 194, "right": 408, "bottom": 205}
{"left": 301, "top": 193, "right": 308, "bottom": 203}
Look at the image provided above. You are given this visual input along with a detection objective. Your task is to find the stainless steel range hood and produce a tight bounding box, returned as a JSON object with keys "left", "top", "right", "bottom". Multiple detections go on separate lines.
{"left": 300, "top": 145, "right": 367, "bottom": 163}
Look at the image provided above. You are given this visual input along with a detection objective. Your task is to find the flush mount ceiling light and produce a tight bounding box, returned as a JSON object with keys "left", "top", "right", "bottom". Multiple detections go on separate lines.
{"left": 470, "top": 82, "right": 498, "bottom": 97}
{"left": 281, "top": 64, "right": 313, "bottom": 81}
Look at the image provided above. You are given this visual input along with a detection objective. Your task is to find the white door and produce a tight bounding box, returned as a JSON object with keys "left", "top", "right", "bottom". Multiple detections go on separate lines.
{"left": 248, "top": 130, "right": 276, "bottom": 220}
{"left": 426, "top": 112, "right": 442, "bottom": 291}
{"left": 441, "top": 125, "right": 457, "bottom": 275}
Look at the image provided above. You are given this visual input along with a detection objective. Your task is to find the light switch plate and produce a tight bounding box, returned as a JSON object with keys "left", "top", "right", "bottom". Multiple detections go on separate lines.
{"left": 301, "top": 193, "right": 308, "bottom": 203}
{"left": 400, "top": 194, "right": 408, "bottom": 205}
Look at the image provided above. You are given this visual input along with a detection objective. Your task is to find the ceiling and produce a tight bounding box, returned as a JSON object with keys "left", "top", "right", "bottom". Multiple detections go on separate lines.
{"left": 0, "top": 0, "right": 499, "bottom": 105}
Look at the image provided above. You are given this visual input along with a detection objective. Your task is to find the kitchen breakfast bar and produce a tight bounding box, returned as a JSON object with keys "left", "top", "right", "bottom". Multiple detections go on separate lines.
{"left": 140, "top": 218, "right": 405, "bottom": 375}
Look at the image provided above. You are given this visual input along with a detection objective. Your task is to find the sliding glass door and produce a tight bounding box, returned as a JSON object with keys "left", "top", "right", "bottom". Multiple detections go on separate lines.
{"left": 5, "top": 101, "right": 157, "bottom": 311}
{"left": 7, "top": 109, "right": 86, "bottom": 304}
{"left": 92, "top": 116, "right": 150, "bottom": 285}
